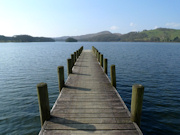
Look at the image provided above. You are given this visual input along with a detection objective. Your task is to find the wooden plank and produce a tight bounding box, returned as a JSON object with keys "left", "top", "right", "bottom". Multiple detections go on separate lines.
{"left": 39, "top": 50, "right": 143, "bottom": 135}
{"left": 44, "top": 123, "right": 136, "bottom": 130}
{"left": 51, "top": 112, "right": 130, "bottom": 118}
{"left": 52, "top": 108, "right": 126, "bottom": 113}
{"left": 48, "top": 117, "right": 131, "bottom": 124}
{"left": 40, "top": 130, "right": 140, "bottom": 135}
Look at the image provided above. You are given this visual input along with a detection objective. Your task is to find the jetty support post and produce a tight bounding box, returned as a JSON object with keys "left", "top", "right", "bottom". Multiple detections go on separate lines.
{"left": 98, "top": 52, "right": 101, "bottom": 63}
{"left": 95, "top": 48, "right": 97, "bottom": 55}
{"left": 57, "top": 66, "right": 64, "bottom": 92}
{"left": 77, "top": 50, "right": 79, "bottom": 58}
{"left": 67, "top": 59, "right": 72, "bottom": 75}
{"left": 37, "top": 83, "right": 50, "bottom": 127}
{"left": 100, "top": 54, "right": 103, "bottom": 67}
{"left": 80, "top": 46, "right": 83, "bottom": 54}
{"left": 76, "top": 50, "right": 78, "bottom": 59}
{"left": 74, "top": 52, "right": 76, "bottom": 63}
{"left": 92, "top": 46, "right": 95, "bottom": 53}
{"left": 110, "top": 65, "right": 116, "bottom": 88}
{"left": 131, "top": 84, "right": 144, "bottom": 127}
{"left": 96, "top": 50, "right": 98, "bottom": 59}
{"left": 104, "top": 58, "right": 107, "bottom": 74}
{"left": 71, "top": 54, "right": 74, "bottom": 67}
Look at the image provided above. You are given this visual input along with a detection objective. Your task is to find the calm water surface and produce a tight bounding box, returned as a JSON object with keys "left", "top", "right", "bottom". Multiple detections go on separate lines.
{"left": 0, "top": 42, "right": 180, "bottom": 134}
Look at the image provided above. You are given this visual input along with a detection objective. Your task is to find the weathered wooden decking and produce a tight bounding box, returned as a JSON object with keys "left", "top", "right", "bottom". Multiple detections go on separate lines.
{"left": 39, "top": 50, "right": 142, "bottom": 135}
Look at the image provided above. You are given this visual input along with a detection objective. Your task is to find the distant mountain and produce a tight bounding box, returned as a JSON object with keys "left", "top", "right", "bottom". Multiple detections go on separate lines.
{"left": 55, "top": 31, "right": 121, "bottom": 42}
{"left": 55, "top": 28, "right": 180, "bottom": 42}
{"left": 0, "top": 35, "right": 55, "bottom": 42}
{"left": 73, "top": 31, "right": 112, "bottom": 41}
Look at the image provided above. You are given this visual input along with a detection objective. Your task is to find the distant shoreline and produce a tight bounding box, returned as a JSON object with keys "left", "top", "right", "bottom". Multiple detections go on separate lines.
{"left": 0, "top": 35, "right": 55, "bottom": 42}
{"left": 1, "top": 28, "right": 180, "bottom": 43}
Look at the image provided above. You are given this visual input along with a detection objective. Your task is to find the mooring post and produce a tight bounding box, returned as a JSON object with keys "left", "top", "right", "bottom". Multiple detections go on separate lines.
{"left": 131, "top": 84, "right": 144, "bottom": 127}
{"left": 81, "top": 46, "right": 83, "bottom": 54}
{"left": 77, "top": 50, "right": 79, "bottom": 58}
{"left": 98, "top": 52, "right": 101, "bottom": 62}
{"left": 67, "top": 59, "right": 72, "bottom": 75}
{"left": 37, "top": 83, "right": 50, "bottom": 127}
{"left": 74, "top": 52, "right": 76, "bottom": 63}
{"left": 71, "top": 54, "right": 74, "bottom": 67}
{"left": 100, "top": 54, "right": 103, "bottom": 67}
{"left": 96, "top": 50, "right": 98, "bottom": 59}
{"left": 110, "top": 65, "right": 116, "bottom": 88}
{"left": 76, "top": 50, "right": 78, "bottom": 59}
{"left": 92, "top": 46, "right": 94, "bottom": 53}
{"left": 57, "top": 66, "right": 64, "bottom": 92}
{"left": 104, "top": 58, "right": 107, "bottom": 74}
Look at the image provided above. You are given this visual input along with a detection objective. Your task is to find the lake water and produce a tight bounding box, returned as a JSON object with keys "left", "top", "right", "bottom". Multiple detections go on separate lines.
{"left": 0, "top": 42, "right": 180, "bottom": 134}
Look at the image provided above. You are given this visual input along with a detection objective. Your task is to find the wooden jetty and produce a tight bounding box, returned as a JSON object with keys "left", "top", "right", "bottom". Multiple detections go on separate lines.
{"left": 37, "top": 46, "right": 144, "bottom": 135}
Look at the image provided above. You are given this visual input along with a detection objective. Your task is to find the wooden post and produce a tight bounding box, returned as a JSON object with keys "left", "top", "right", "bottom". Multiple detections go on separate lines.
{"left": 76, "top": 51, "right": 78, "bottom": 59}
{"left": 96, "top": 50, "right": 98, "bottom": 59}
{"left": 98, "top": 52, "right": 101, "bottom": 63}
{"left": 71, "top": 54, "right": 74, "bottom": 67}
{"left": 100, "top": 54, "right": 103, "bottom": 67}
{"left": 131, "top": 84, "right": 144, "bottom": 127}
{"left": 92, "top": 46, "right": 94, "bottom": 53}
{"left": 98, "top": 52, "right": 101, "bottom": 62}
{"left": 57, "top": 66, "right": 64, "bottom": 92}
{"left": 37, "top": 83, "right": 50, "bottom": 127}
{"left": 110, "top": 65, "right": 116, "bottom": 88}
{"left": 104, "top": 58, "right": 107, "bottom": 74}
{"left": 67, "top": 59, "right": 72, "bottom": 75}
{"left": 74, "top": 52, "right": 76, "bottom": 63}
{"left": 77, "top": 50, "right": 79, "bottom": 58}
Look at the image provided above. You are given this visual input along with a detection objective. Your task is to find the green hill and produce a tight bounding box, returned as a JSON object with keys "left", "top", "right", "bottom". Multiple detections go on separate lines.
{"left": 120, "top": 28, "right": 180, "bottom": 42}
{"left": 55, "top": 28, "right": 180, "bottom": 42}
{"left": 0, "top": 35, "right": 55, "bottom": 42}
{"left": 86, "top": 32, "right": 121, "bottom": 42}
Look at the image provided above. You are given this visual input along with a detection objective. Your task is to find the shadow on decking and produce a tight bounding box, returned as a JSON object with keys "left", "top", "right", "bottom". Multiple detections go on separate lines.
{"left": 50, "top": 116, "right": 96, "bottom": 132}
{"left": 65, "top": 86, "right": 91, "bottom": 91}
{"left": 73, "top": 73, "right": 91, "bottom": 76}
{"left": 74, "top": 65, "right": 89, "bottom": 67}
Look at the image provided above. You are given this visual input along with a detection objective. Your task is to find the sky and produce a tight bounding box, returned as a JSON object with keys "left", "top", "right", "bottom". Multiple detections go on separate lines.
{"left": 0, "top": 0, "right": 180, "bottom": 37}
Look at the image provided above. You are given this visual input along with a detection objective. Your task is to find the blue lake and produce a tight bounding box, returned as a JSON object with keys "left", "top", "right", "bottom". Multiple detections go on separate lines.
{"left": 0, "top": 42, "right": 180, "bottom": 134}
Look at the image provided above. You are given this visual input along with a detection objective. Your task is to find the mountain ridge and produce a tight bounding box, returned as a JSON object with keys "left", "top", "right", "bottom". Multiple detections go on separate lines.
{"left": 55, "top": 28, "right": 180, "bottom": 42}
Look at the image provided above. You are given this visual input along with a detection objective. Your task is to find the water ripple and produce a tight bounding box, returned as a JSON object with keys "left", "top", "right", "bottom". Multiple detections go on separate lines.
{"left": 0, "top": 42, "right": 180, "bottom": 134}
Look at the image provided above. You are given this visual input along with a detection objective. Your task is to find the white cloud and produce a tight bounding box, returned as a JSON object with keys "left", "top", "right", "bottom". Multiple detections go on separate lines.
{"left": 110, "top": 26, "right": 119, "bottom": 30}
{"left": 165, "top": 22, "right": 180, "bottom": 28}
{"left": 130, "top": 22, "right": 135, "bottom": 27}
{"left": 154, "top": 26, "right": 158, "bottom": 29}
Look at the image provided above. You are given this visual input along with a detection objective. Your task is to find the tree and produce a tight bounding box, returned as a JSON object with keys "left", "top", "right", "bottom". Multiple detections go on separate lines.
{"left": 173, "top": 37, "right": 180, "bottom": 42}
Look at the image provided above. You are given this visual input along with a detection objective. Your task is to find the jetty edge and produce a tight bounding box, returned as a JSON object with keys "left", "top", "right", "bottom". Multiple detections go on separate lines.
{"left": 37, "top": 46, "right": 144, "bottom": 134}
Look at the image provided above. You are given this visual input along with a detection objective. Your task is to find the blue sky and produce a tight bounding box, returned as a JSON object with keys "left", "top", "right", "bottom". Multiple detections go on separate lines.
{"left": 0, "top": 0, "right": 180, "bottom": 37}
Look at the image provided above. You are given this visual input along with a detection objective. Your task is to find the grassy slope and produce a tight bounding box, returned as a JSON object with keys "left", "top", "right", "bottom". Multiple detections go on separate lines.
{"left": 120, "top": 28, "right": 180, "bottom": 42}
{"left": 141, "top": 28, "right": 180, "bottom": 41}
